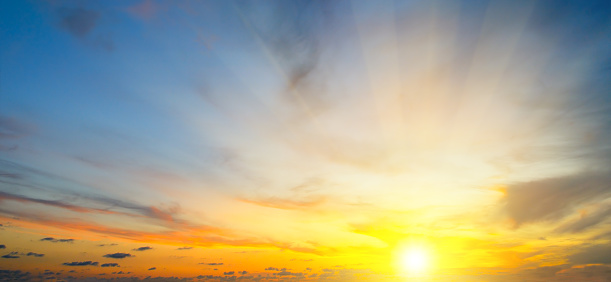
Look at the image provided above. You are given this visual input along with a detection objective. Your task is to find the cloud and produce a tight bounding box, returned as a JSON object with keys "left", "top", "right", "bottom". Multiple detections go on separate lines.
{"left": 40, "top": 237, "right": 74, "bottom": 243}
{"left": 206, "top": 263, "right": 223, "bottom": 265}
{"left": 0, "top": 213, "right": 286, "bottom": 255}
{"left": 556, "top": 264, "right": 611, "bottom": 281}
{"left": 237, "top": 1, "right": 336, "bottom": 113}
{"left": 503, "top": 172, "right": 611, "bottom": 227}
{"left": 0, "top": 270, "right": 31, "bottom": 280}
{"left": 568, "top": 244, "right": 611, "bottom": 264}
{"left": 57, "top": 7, "right": 99, "bottom": 38}
{"left": 0, "top": 245, "right": 5, "bottom": 249}
{"left": 238, "top": 271, "right": 248, "bottom": 275}
{"left": 223, "top": 271, "right": 234, "bottom": 275}
{"left": 0, "top": 161, "right": 206, "bottom": 228}
{"left": 0, "top": 115, "right": 34, "bottom": 151}
{"left": 148, "top": 267, "right": 156, "bottom": 270}
{"left": 86, "top": 195, "right": 181, "bottom": 223}
{"left": 274, "top": 270, "right": 304, "bottom": 277}
{"left": 2, "top": 252, "right": 19, "bottom": 259}
{"left": 97, "top": 243, "right": 118, "bottom": 247}
{"left": 126, "top": 0, "right": 161, "bottom": 20}
{"left": 555, "top": 204, "right": 611, "bottom": 234}
{"left": 101, "top": 263, "right": 120, "bottom": 267}
{"left": 103, "top": 253, "right": 132, "bottom": 259}
{"left": 0, "top": 191, "right": 117, "bottom": 215}
{"left": 265, "top": 267, "right": 279, "bottom": 271}
{"left": 0, "top": 115, "right": 34, "bottom": 139}
{"left": 63, "top": 261, "right": 99, "bottom": 266}
{"left": 239, "top": 196, "right": 326, "bottom": 210}
{"left": 26, "top": 252, "right": 44, "bottom": 257}
{"left": 133, "top": 246, "right": 153, "bottom": 251}
{"left": 176, "top": 246, "right": 192, "bottom": 250}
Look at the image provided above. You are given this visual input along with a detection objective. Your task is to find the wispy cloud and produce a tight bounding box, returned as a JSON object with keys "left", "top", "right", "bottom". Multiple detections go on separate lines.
{"left": 239, "top": 195, "right": 326, "bottom": 210}
{"left": 57, "top": 7, "right": 98, "bottom": 38}
{"left": 503, "top": 172, "right": 611, "bottom": 228}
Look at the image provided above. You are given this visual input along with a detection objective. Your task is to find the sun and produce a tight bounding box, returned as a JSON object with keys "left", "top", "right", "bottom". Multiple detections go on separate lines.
{"left": 400, "top": 246, "right": 430, "bottom": 274}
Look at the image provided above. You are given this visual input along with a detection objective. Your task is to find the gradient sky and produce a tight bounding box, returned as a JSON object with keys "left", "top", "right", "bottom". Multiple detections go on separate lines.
{"left": 1, "top": 0, "right": 611, "bottom": 281}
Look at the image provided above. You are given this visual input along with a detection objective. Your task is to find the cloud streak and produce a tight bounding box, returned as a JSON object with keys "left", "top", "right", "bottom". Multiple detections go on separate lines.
{"left": 40, "top": 237, "right": 74, "bottom": 243}
{"left": 103, "top": 253, "right": 132, "bottom": 259}
{"left": 503, "top": 172, "right": 611, "bottom": 228}
{"left": 63, "top": 261, "right": 99, "bottom": 266}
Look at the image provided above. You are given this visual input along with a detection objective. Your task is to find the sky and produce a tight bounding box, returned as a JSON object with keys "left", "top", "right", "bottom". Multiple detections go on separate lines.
{"left": 0, "top": 0, "right": 610, "bottom": 281}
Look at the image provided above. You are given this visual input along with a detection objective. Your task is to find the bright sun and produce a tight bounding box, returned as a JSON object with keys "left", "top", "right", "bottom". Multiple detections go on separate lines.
{"left": 401, "top": 247, "right": 430, "bottom": 274}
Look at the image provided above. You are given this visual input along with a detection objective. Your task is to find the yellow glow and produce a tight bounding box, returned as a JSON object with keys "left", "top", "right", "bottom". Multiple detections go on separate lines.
{"left": 399, "top": 246, "right": 431, "bottom": 275}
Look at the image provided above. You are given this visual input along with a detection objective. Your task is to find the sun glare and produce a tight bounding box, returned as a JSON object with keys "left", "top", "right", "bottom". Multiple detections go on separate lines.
{"left": 401, "top": 247, "right": 430, "bottom": 274}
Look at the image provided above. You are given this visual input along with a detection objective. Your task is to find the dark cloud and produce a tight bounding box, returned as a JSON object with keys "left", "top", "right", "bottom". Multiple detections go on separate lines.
{"left": 103, "top": 253, "right": 132, "bottom": 259}
{"left": 63, "top": 261, "right": 98, "bottom": 266}
{"left": 2, "top": 252, "right": 19, "bottom": 259}
{"left": 176, "top": 246, "right": 192, "bottom": 250}
{"left": 101, "top": 263, "right": 120, "bottom": 267}
{"left": 265, "top": 267, "right": 279, "bottom": 271}
{"left": 133, "top": 246, "right": 152, "bottom": 251}
{"left": 26, "top": 252, "right": 44, "bottom": 257}
{"left": 40, "top": 237, "right": 74, "bottom": 243}
{"left": 238, "top": 271, "right": 248, "bottom": 275}
{"left": 57, "top": 7, "right": 99, "bottom": 38}
{"left": 503, "top": 172, "right": 611, "bottom": 227}
{"left": 0, "top": 270, "right": 31, "bottom": 280}
{"left": 223, "top": 271, "right": 234, "bottom": 275}
{"left": 206, "top": 263, "right": 223, "bottom": 265}
{"left": 568, "top": 244, "right": 611, "bottom": 264}
{"left": 148, "top": 267, "right": 156, "bottom": 270}
{"left": 0, "top": 245, "right": 5, "bottom": 249}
